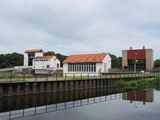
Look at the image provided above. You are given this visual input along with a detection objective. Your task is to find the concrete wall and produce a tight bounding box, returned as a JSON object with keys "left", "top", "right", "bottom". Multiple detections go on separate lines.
{"left": 0, "top": 75, "right": 154, "bottom": 97}
{"left": 146, "top": 49, "right": 154, "bottom": 70}
{"left": 102, "top": 54, "right": 111, "bottom": 72}
{"left": 35, "top": 52, "right": 43, "bottom": 57}
{"left": 63, "top": 63, "right": 68, "bottom": 73}
{"left": 24, "top": 53, "right": 28, "bottom": 66}
{"left": 122, "top": 50, "right": 128, "bottom": 70}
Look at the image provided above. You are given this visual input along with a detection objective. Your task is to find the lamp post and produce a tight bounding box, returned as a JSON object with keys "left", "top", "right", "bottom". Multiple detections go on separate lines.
{"left": 134, "top": 53, "right": 137, "bottom": 73}
{"left": 134, "top": 90, "right": 137, "bottom": 108}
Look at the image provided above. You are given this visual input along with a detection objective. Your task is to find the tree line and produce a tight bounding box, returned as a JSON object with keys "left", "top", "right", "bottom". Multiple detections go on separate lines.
{"left": 0, "top": 51, "right": 160, "bottom": 69}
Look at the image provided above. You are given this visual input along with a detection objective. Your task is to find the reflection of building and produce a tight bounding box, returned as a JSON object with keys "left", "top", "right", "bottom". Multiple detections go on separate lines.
{"left": 63, "top": 53, "right": 111, "bottom": 74}
{"left": 24, "top": 49, "right": 60, "bottom": 73}
{"left": 122, "top": 89, "right": 154, "bottom": 105}
{"left": 122, "top": 46, "right": 154, "bottom": 71}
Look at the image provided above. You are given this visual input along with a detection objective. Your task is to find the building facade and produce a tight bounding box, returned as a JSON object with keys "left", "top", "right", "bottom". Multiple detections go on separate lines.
{"left": 63, "top": 53, "right": 111, "bottom": 75}
{"left": 24, "top": 49, "right": 43, "bottom": 66}
{"left": 24, "top": 49, "right": 60, "bottom": 74}
{"left": 33, "top": 56, "right": 60, "bottom": 74}
{"left": 122, "top": 46, "right": 154, "bottom": 71}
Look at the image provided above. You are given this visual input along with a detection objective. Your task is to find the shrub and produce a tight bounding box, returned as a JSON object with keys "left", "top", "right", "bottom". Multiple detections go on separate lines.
{"left": 130, "top": 81, "right": 137, "bottom": 86}
{"left": 115, "top": 80, "right": 126, "bottom": 87}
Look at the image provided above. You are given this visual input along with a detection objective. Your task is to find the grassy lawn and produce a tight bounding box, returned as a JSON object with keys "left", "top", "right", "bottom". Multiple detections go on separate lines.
{"left": 0, "top": 79, "right": 29, "bottom": 82}
{"left": 0, "top": 72, "right": 160, "bottom": 82}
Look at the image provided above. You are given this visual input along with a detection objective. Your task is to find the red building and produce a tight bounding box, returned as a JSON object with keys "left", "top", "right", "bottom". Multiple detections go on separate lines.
{"left": 122, "top": 46, "right": 154, "bottom": 71}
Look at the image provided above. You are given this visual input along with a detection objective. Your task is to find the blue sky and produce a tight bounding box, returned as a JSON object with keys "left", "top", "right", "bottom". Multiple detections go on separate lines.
{"left": 0, "top": 0, "right": 160, "bottom": 60}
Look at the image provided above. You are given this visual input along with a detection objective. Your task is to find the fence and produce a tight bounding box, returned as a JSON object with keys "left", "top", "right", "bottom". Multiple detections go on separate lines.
{"left": 0, "top": 71, "right": 160, "bottom": 83}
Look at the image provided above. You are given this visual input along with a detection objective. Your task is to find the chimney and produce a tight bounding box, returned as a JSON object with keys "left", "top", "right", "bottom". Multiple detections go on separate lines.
{"left": 143, "top": 101, "right": 146, "bottom": 105}
{"left": 130, "top": 47, "right": 132, "bottom": 50}
{"left": 143, "top": 46, "right": 145, "bottom": 49}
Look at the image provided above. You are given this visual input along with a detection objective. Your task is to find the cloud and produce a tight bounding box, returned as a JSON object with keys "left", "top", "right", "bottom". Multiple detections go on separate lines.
{"left": 0, "top": 0, "right": 160, "bottom": 59}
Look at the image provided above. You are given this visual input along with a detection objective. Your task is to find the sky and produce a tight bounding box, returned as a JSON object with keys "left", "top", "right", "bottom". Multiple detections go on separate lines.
{"left": 0, "top": 0, "right": 160, "bottom": 60}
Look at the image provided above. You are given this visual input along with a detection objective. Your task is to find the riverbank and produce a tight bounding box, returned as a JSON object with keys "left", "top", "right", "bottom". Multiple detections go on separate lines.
{"left": 115, "top": 76, "right": 160, "bottom": 87}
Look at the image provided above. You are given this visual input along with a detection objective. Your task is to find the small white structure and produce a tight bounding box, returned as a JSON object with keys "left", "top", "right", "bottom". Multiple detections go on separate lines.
{"left": 63, "top": 53, "right": 111, "bottom": 75}
{"left": 33, "top": 56, "right": 60, "bottom": 74}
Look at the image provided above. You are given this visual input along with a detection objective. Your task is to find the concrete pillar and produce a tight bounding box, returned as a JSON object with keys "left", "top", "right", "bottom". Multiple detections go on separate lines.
{"left": 53, "top": 82, "right": 57, "bottom": 92}
{"left": 47, "top": 82, "right": 51, "bottom": 92}
{"left": 8, "top": 84, "right": 12, "bottom": 96}
{"left": 17, "top": 84, "right": 21, "bottom": 95}
{"left": 93, "top": 80, "right": 96, "bottom": 88}
{"left": 65, "top": 81, "right": 69, "bottom": 91}
{"left": 89, "top": 80, "right": 92, "bottom": 88}
{"left": 84, "top": 81, "right": 88, "bottom": 89}
{"left": 0, "top": 85, "right": 3, "bottom": 97}
{"left": 59, "top": 82, "right": 64, "bottom": 91}
{"left": 122, "top": 50, "right": 128, "bottom": 70}
{"left": 75, "top": 81, "right": 79, "bottom": 90}
{"left": 70, "top": 81, "right": 74, "bottom": 90}
{"left": 40, "top": 83, "right": 44, "bottom": 93}
{"left": 79, "top": 81, "right": 83, "bottom": 89}
{"left": 25, "top": 83, "right": 29, "bottom": 95}
{"left": 97, "top": 80, "right": 99, "bottom": 88}
{"left": 33, "top": 83, "right": 37, "bottom": 94}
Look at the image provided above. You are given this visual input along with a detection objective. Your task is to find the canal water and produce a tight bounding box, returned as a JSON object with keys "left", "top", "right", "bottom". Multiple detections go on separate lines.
{"left": 0, "top": 86, "right": 160, "bottom": 120}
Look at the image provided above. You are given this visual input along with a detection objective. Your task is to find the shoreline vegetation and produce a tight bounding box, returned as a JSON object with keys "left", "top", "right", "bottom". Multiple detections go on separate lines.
{"left": 115, "top": 76, "right": 160, "bottom": 87}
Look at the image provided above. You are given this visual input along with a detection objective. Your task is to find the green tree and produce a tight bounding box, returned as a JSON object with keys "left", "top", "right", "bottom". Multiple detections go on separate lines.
{"left": 43, "top": 51, "right": 55, "bottom": 56}
{"left": 55, "top": 53, "right": 68, "bottom": 67}
{"left": 154, "top": 59, "right": 160, "bottom": 68}
{"left": 109, "top": 53, "right": 122, "bottom": 68}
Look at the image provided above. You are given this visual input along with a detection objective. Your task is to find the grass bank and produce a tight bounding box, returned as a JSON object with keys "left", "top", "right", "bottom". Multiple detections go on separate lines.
{"left": 115, "top": 76, "right": 160, "bottom": 87}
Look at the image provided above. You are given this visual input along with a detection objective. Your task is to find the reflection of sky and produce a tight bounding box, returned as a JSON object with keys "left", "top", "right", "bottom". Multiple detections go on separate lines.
{"left": 15, "top": 90, "right": 160, "bottom": 120}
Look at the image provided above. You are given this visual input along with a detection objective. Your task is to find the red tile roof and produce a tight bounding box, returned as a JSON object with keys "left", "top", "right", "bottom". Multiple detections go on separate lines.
{"left": 25, "top": 49, "right": 43, "bottom": 53}
{"left": 63, "top": 53, "right": 108, "bottom": 63}
{"left": 35, "top": 56, "right": 54, "bottom": 60}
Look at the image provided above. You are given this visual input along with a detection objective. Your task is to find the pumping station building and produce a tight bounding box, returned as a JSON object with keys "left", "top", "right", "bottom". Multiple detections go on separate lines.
{"left": 63, "top": 53, "right": 111, "bottom": 75}
{"left": 122, "top": 46, "right": 154, "bottom": 71}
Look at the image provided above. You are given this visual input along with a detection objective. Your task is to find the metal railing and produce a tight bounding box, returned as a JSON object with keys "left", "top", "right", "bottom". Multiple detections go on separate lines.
{"left": 0, "top": 72, "right": 160, "bottom": 83}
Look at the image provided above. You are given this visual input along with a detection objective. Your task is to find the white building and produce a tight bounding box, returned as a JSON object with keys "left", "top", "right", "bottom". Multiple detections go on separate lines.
{"left": 24, "top": 49, "right": 60, "bottom": 74}
{"left": 63, "top": 53, "right": 111, "bottom": 75}
{"left": 33, "top": 56, "right": 60, "bottom": 74}
{"left": 24, "top": 49, "right": 43, "bottom": 66}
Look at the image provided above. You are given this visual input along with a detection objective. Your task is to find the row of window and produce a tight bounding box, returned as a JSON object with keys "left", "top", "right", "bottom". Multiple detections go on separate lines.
{"left": 68, "top": 63, "right": 96, "bottom": 72}
{"left": 33, "top": 59, "right": 50, "bottom": 61}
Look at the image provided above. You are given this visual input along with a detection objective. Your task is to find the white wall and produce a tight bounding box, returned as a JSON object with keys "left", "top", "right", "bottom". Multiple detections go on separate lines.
{"left": 96, "top": 63, "right": 102, "bottom": 72}
{"left": 35, "top": 52, "right": 43, "bottom": 57}
{"left": 24, "top": 53, "right": 28, "bottom": 66}
{"left": 33, "top": 56, "right": 60, "bottom": 72}
{"left": 63, "top": 63, "right": 68, "bottom": 73}
{"left": 102, "top": 54, "right": 111, "bottom": 72}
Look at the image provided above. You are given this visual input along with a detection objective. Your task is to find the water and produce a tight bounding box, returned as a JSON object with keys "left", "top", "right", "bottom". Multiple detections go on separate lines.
{"left": 0, "top": 87, "right": 160, "bottom": 120}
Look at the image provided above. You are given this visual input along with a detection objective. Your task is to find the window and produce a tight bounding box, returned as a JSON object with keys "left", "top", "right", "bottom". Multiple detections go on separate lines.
{"left": 68, "top": 62, "right": 96, "bottom": 72}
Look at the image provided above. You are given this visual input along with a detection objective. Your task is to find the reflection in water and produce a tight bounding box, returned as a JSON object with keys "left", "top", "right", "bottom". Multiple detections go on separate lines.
{"left": 0, "top": 87, "right": 154, "bottom": 120}
{"left": 122, "top": 89, "right": 154, "bottom": 107}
